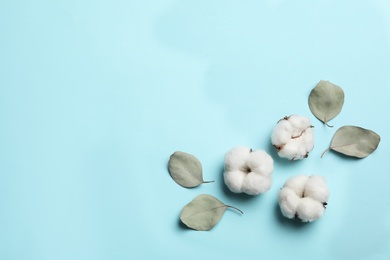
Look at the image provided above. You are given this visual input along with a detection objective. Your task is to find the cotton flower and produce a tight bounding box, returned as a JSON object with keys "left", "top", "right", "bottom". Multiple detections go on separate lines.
{"left": 278, "top": 175, "right": 329, "bottom": 222}
{"left": 271, "top": 115, "right": 314, "bottom": 160}
{"left": 224, "top": 146, "right": 273, "bottom": 195}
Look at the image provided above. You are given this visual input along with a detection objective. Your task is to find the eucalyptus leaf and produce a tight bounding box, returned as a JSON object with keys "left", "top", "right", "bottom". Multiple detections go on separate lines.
{"left": 180, "top": 194, "right": 243, "bottom": 231}
{"left": 321, "top": 126, "right": 380, "bottom": 158}
{"left": 309, "top": 80, "right": 344, "bottom": 127}
{"left": 168, "top": 151, "right": 213, "bottom": 188}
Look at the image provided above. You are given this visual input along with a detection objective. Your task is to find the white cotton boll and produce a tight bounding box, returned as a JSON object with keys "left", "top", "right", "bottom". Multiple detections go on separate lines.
{"left": 304, "top": 127, "right": 314, "bottom": 138}
{"left": 278, "top": 141, "right": 299, "bottom": 160}
{"left": 271, "top": 120, "right": 294, "bottom": 146}
{"left": 302, "top": 128, "right": 314, "bottom": 151}
{"left": 291, "top": 128, "right": 303, "bottom": 139}
{"left": 247, "top": 150, "right": 267, "bottom": 169}
{"left": 304, "top": 175, "right": 330, "bottom": 202}
{"left": 224, "top": 170, "right": 246, "bottom": 193}
{"left": 224, "top": 146, "right": 251, "bottom": 171}
{"left": 271, "top": 130, "right": 291, "bottom": 146}
{"left": 297, "top": 197, "right": 325, "bottom": 222}
{"left": 289, "top": 115, "right": 311, "bottom": 130}
{"left": 278, "top": 174, "right": 329, "bottom": 222}
{"left": 271, "top": 115, "right": 314, "bottom": 160}
{"left": 278, "top": 187, "right": 293, "bottom": 201}
{"left": 291, "top": 123, "right": 305, "bottom": 138}
{"left": 277, "top": 119, "right": 294, "bottom": 132}
{"left": 247, "top": 150, "right": 274, "bottom": 175}
{"left": 294, "top": 139, "right": 307, "bottom": 160}
{"left": 278, "top": 188, "right": 300, "bottom": 219}
{"left": 284, "top": 175, "right": 309, "bottom": 197}
{"left": 223, "top": 147, "right": 274, "bottom": 195}
{"left": 252, "top": 164, "right": 273, "bottom": 177}
{"left": 242, "top": 173, "right": 271, "bottom": 195}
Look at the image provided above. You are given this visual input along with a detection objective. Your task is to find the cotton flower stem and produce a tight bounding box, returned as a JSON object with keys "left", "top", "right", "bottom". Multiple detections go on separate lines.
{"left": 321, "top": 147, "right": 331, "bottom": 158}
{"left": 277, "top": 115, "right": 290, "bottom": 123}
{"left": 226, "top": 205, "right": 244, "bottom": 215}
{"left": 203, "top": 180, "right": 215, "bottom": 184}
{"left": 273, "top": 144, "right": 283, "bottom": 151}
{"left": 292, "top": 126, "right": 313, "bottom": 139}
{"left": 292, "top": 132, "right": 304, "bottom": 139}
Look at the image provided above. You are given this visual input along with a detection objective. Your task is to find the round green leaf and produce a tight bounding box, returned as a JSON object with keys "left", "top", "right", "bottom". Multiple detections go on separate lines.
{"left": 309, "top": 80, "right": 344, "bottom": 127}
{"left": 168, "top": 151, "right": 210, "bottom": 188}
{"left": 322, "top": 126, "right": 380, "bottom": 158}
{"left": 180, "top": 194, "right": 242, "bottom": 231}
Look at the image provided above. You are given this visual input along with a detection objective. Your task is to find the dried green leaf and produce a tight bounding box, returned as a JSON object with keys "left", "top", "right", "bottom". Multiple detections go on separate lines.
{"left": 309, "top": 80, "right": 344, "bottom": 127}
{"left": 321, "top": 126, "right": 380, "bottom": 158}
{"left": 168, "top": 151, "right": 212, "bottom": 188}
{"left": 180, "top": 194, "right": 242, "bottom": 231}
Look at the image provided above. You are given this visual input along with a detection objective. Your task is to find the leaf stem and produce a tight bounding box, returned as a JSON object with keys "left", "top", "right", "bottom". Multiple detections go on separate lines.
{"left": 325, "top": 121, "right": 334, "bottom": 128}
{"left": 226, "top": 205, "right": 244, "bottom": 215}
{"left": 203, "top": 180, "right": 215, "bottom": 184}
{"left": 324, "top": 117, "right": 333, "bottom": 128}
{"left": 321, "top": 147, "right": 331, "bottom": 158}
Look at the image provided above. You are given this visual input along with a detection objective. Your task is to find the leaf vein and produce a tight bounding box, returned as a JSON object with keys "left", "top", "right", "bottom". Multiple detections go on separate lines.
{"left": 182, "top": 205, "right": 226, "bottom": 219}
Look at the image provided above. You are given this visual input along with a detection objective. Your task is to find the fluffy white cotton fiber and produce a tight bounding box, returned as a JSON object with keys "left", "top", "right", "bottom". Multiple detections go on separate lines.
{"left": 296, "top": 197, "right": 325, "bottom": 222}
{"left": 272, "top": 115, "right": 314, "bottom": 160}
{"left": 304, "top": 175, "right": 330, "bottom": 203}
{"left": 278, "top": 175, "right": 329, "bottom": 222}
{"left": 278, "top": 188, "right": 301, "bottom": 219}
{"left": 224, "top": 146, "right": 274, "bottom": 195}
{"left": 284, "top": 174, "right": 309, "bottom": 197}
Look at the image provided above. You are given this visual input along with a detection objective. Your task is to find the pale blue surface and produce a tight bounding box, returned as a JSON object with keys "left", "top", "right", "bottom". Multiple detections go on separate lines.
{"left": 1, "top": 0, "right": 390, "bottom": 259}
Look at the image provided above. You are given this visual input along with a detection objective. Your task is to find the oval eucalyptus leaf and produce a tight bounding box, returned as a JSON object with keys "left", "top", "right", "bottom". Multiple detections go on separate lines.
{"left": 180, "top": 194, "right": 242, "bottom": 231}
{"left": 168, "top": 151, "right": 212, "bottom": 188}
{"left": 309, "top": 80, "right": 344, "bottom": 127}
{"left": 321, "top": 126, "right": 380, "bottom": 158}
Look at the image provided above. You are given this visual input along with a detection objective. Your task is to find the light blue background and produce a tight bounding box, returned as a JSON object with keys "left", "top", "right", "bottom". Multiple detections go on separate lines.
{"left": 1, "top": 0, "right": 390, "bottom": 259}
